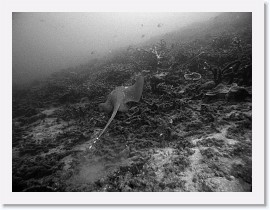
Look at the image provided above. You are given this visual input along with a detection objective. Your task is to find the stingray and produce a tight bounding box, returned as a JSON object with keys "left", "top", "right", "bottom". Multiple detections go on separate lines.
{"left": 95, "top": 75, "right": 144, "bottom": 140}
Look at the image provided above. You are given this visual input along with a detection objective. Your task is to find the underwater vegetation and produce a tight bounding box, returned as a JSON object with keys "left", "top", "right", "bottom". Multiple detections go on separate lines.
{"left": 12, "top": 12, "right": 252, "bottom": 192}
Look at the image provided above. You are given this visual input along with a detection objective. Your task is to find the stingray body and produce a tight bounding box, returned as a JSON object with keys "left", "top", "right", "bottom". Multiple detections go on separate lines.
{"left": 97, "top": 75, "right": 144, "bottom": 139}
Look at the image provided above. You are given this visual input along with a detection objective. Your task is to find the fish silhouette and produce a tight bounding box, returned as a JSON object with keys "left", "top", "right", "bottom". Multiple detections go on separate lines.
{"left": 96, "top": 75, "right": 144, "bottom": 140}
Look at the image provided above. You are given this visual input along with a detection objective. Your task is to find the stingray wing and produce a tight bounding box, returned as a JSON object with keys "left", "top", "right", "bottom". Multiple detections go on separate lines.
{"left": 123, "top": 75, "right": 144, "bottom": 103}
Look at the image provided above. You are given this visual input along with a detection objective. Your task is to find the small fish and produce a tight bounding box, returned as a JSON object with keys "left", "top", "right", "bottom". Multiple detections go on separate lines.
{"left": 157, "top": 23, "right": 163, "bottom": 28}
{"left": 91, "top": 51, "right": 95, "bottom": 55}
{"left": 141, "top": 24, "right": 144, "bottom": 27}
{"left": 141, "top": 34, "right": 145, "bottom": 38}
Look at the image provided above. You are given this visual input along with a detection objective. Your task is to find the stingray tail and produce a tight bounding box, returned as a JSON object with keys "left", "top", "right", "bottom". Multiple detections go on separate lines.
{"left": 98, "top": 103, "right": 120, "bottom": 138}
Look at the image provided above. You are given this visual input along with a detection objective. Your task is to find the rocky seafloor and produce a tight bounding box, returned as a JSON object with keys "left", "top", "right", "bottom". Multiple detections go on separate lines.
{"left": 12, "top": 70, "right": 252, "bottom": 192}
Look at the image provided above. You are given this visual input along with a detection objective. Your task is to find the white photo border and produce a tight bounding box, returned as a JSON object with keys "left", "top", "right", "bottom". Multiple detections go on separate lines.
{"left": 1, "top": 0, "right": 265, "bottom": 205}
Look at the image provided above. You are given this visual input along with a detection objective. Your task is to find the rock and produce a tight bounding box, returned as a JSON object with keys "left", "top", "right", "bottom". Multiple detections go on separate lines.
{"left": 184, "top": 72, "right": 201, "bottom": 81}
{"left": 202, "top": 177, "right": 250, "bottom": 192}
{"left": 24, "top": 108, "right": 39, "bottom": 118}
{"left": 154, "top": 72, "right": 168, "bottom": 79}
{"left": 25, "top": 113, "right": 46, "bottom": 124}
{"left": 203, "top": 92, "right": 226, "bottom": 103}
{"left": 203, "top": 83, "right": 240, "bottom": 103}
{"left": 200, "top": 81, "right": 216, "bottom": 91}
{"left": 200, "top": 147, "right": 221, "bottom": 158}
{"left": 226, "top": 86, "right": 251, "bottom": 102}
{"left": 184, "top": 120, "right": 203, "bottom": 132}
{"left": 212, "top": 83, "right": 231, "bottom": 93}
{"left": 80, "top": 97, "right": 90, "bottom": 103}
{"left": 150, "top": 75, "right": 165, "bottom": 93}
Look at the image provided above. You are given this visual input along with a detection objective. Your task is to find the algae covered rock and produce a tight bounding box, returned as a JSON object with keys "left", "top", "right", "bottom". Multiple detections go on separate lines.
{"left": 200, "top": 81, "right": 216, "bottom": 91}
{"left": 226, "top": 86, "right": 251, "bottom": 102}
